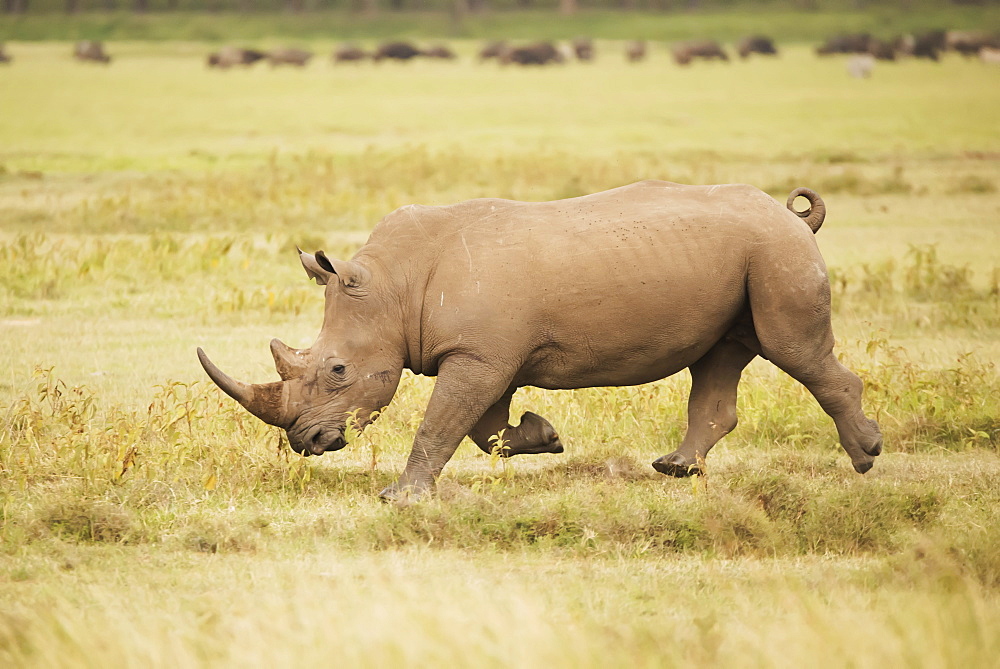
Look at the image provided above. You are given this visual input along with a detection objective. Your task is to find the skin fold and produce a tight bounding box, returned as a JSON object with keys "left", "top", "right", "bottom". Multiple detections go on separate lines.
{"left": 199, "top": 180, "right": 883, "bottom": 502}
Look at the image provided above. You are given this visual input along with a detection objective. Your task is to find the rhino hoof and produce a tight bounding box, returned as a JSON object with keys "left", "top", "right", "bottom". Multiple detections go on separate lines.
{"left": 509, "top": 412, "right": 564, "bottom": 455}
{"left": 853, "top": 459, "right": 874, "bottom": 475}
{"left": 862, "top": 421, "right": 883, "bottom": 457}
{"left": 652, "top": 452, "right": 702, "bottom": 478}
{"left": 514, "top": 436, "right": 564, "bottom": 455}
{"left": 379, "top": 483, "right": 429, "bottom": 506}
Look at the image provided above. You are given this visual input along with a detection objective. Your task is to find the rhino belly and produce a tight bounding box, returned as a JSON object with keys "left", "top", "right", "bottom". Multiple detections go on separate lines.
{"left": 515, "top": 276, "right": 746, "bottom": 390}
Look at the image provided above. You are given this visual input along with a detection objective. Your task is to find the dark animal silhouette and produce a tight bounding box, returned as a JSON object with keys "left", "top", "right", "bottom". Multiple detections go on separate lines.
{"left": 333, "top": 44, "right": 369, "bottom": 63}
{"left": 625, "top": 40, "right": 646, "bottom": 63}
{"left": 946, "top": 30, "right": 1000, "bottom": 57}
{"left": 373, "top": 42, "right": 422, "bottom": 62}
{"left": 207, "top": 47, "right": 267, "bottom": 69}
{"left": 500, "top": 42, "right": 565, "bottom": 66}
{"left": 572, "top": 37, "right": 594, "bottom": 61}
{"left": 672, "top": 40, "right": 729, "bottom": 65}
{"left": 737, "top": 35, "right": 778, "bottom": 59}
{"left": 816, "top": 34, "right": 872, "bottom": 56}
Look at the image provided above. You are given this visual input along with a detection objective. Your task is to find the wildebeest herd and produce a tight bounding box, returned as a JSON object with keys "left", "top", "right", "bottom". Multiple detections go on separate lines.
{"left": 1, "top": 32, "right": 997, "bottom": 68}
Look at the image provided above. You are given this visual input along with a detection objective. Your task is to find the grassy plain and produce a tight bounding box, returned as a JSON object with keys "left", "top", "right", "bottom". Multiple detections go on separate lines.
{"left": 1, "top": 35, "right": 1000, "bottom": 667}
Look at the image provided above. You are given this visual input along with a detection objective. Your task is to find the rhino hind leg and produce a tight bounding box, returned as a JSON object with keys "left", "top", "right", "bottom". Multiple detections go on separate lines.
{"left": 653, "top": 338, "right": 756, "bottom": 477}
{"left": 772, "top": 350, "right": 883, "bottom": 473}
{"left": 747, "top": 251, "right": 883, "bottom": 473}
{"left": 468, "top": 390, "right": 564, "bottom": 457}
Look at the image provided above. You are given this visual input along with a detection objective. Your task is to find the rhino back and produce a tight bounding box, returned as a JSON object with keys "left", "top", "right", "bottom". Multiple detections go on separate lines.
{"left": 362, "top": 181, "right": 818, "bottom": 387}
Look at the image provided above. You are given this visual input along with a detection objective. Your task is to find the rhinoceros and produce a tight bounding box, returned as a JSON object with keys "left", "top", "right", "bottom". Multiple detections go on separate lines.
{"left": 198, "top": 181, "right": 883, "bottom": 502}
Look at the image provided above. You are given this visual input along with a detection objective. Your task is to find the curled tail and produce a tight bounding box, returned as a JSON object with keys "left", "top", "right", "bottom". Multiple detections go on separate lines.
{"left": 787, "top": 187, "right": 826, "bottom": 234}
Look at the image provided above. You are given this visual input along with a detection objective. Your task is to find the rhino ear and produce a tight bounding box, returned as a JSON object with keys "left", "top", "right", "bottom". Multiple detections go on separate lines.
{"left": 320, "top": 252, "right": 371, "bottom": 290}
{"left": 298, "top": 248, "right": 371, "bottom": 290}
{"left": 298, "top": 247, "right": 333, "bottom": 286}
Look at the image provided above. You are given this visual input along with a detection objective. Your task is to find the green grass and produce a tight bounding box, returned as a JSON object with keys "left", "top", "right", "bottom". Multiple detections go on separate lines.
{"left": 1, "top": 38, "right": 1000, "bottom": 667}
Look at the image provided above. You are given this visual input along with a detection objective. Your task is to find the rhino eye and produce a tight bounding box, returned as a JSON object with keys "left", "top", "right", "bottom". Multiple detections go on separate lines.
{"left": 332, "top": 364, "right": 346, "bottom": 375}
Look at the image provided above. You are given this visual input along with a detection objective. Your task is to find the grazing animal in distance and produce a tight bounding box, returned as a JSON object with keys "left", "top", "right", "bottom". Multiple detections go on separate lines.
{"left": 199, "top": 181, "right": 883, "bottom": 503}
{"left": 267, "top": 48, "right": 314, "bottom": 67}
{"left": 571, "top": 37, "right": 595, "bottom": 61}
{"left": 895, "top": 30, "right": 946, "bottom": 61}
{"left": 736, "top": 35, "right": 778, "bottom": 59}
{"left": 867, "top": 38, "right": 896, "bottom": 61}
{"left": 499, "top": 42, "right": 565, "bottom": 66}
{"left": 207, "top": 47, "right": 267, "bottom": 69}
{"left": 625, "top": 40, "right": 646, "bottom": 63}
{"left": 946, "top": 30, "right": 1000, "bottom": 57}
{"left": 478, "top": 40, "right": 507, "bottom": 62}
{"left": 73, "top": 41, "right": 111, "bottom": 63}
{"left": 847, "top": 54, "right": 875, "bottom": 78}
{"left": 671, "top": 40, "right": 729, "bottom": 65}
{"left": 373, "top": 41, "right": 422, "bottom": 62}
{"left": 816, "top": 33, "right": 872, "bottom": 56}
{"left": 0, "top": 43, "right": 11, "bottom": 64}
{"left": 422, "top": 44, "right": 457, "bottom": 60}
{"left": 333, "top": 44, "right": 369, "bottom": 63}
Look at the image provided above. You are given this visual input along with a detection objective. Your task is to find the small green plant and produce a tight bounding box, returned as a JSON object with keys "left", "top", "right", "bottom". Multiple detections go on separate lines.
{"left": 470, "top": 429, "right": 515, "bottom": 493}
{"left": 345, "top": 406, "right": 387, "bottom": 475}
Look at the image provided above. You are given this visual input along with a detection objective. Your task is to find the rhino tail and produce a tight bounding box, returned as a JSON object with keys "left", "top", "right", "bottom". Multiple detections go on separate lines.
{"left": 786, "top": 187, "right": 826, "bottom": 234}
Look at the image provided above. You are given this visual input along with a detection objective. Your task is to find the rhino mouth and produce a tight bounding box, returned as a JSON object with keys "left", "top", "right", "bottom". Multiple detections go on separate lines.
{"left": 287, "top": 424, "right": 347, "bottom": 457}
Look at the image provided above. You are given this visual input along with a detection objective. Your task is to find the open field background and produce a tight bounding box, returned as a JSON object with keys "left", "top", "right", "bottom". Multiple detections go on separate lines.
{"left": 2, "top": 13, "right": 1000, "bottom": 667}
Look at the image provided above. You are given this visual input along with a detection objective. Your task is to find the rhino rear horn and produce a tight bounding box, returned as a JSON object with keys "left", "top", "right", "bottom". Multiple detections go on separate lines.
{"left": 197, "top": 348, "right": 290, "bottom": 428}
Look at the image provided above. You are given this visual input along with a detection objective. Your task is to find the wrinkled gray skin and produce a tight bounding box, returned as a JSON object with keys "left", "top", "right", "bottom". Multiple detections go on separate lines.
{"left": 199, "top": 181, "right": 883, "bottom": 503}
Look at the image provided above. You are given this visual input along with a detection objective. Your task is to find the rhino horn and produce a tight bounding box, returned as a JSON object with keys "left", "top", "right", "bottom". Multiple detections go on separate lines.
{"left": 269, "top": 338, "right": 308, "bottom": 381}
{"left": 197, "top": 348, "right": 290, "bottom": 428}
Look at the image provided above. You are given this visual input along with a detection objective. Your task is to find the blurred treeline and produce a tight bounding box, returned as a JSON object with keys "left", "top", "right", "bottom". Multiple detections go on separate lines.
{"left": 3, "top": 3, "right": 999, "bottom": 43}
{"left": 2, "top": 0, "right": 998, "bottom": 15}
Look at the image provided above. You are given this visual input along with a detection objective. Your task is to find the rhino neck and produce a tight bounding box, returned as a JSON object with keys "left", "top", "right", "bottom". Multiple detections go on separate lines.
{"left": 359, "top": 205, "right": 471, "bottom": 377}
{"left": 350, "top": 250, "right": 422, "bottom": 375}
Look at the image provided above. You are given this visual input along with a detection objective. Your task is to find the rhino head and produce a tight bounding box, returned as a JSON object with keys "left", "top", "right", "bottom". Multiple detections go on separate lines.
{"left": 198, "top": 249, "right": 404, "bottom": 456}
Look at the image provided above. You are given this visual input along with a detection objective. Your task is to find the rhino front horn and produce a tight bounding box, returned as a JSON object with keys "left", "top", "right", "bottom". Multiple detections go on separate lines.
{"left": 197, "top": 348, "right": 291, "bottom": 428}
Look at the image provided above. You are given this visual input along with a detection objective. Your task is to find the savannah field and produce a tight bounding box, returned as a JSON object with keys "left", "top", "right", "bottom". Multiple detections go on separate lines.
{"left": 2, "top": 13, "right": 1000, "bottom": 667}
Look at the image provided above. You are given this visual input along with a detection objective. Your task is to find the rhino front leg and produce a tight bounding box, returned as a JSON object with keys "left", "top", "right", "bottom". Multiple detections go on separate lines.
{"left": 653, "top": 338, "right": 757, "bottom": 477}
{"left": 380, "top": 356, "right": 516, "bottom": 504}
{"left": 468, "top": 389, "right": 564, "bottom": 457}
